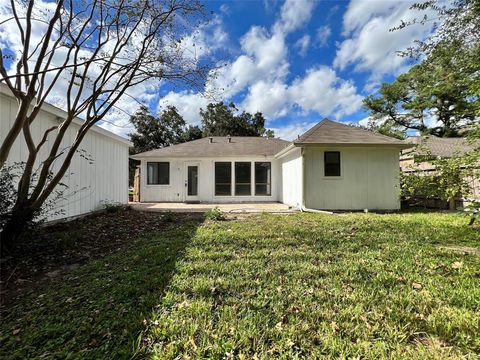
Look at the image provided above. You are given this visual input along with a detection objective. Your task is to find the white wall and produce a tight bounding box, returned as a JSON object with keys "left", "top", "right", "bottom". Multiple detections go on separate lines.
{"left": 279, "top": 147, "right": 303, "bottom": 208}
{"left": 139, "top": 157, "right": 281, "bottom": 203}
{"left": 304, "top": 146, "right": 401, "bottom": 210}
{"left": 0, "top": 91, "right": 130, "bottom": 220}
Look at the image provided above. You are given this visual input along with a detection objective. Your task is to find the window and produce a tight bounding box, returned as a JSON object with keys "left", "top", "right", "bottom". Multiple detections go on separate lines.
{"left": 215, "top": 162, "right": 231, "bottom": 195}
{"left": 235, "top": 162, "right": 251, "bottom": 195}
{"left": 324, "top": 151, "right": 341, "bottom": 177}
{"left": 255, "top": 162, "right": 271, "bottom": 196}
{"left": 147, "top": 162, "right": 169, "bottom": 184}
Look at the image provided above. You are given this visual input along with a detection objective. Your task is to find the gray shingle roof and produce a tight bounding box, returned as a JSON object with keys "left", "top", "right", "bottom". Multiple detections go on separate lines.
{"left": 402, "top": 135, "right": 479, "bottom": 158}
{"left": 130, "top": 136, "right": 291, "bottom": 158}
{"left": 294, "top": 119, "right": 410, "bottom": 147}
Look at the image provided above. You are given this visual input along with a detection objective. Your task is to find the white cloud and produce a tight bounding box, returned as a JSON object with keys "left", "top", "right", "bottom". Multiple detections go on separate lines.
{"left": 315, "top": 25, "right": 331, "bottom": 47}
{"left": 295, "top": 34, "right": 310, "bottom": 57}
{"left": 270, "top": 121, "right": 318, "bottom": 141}
{"left": 177, "top": 15, "right": 229, "bottom": 62}
{"left": 289, "top": 66, "right": 363, "bottom": 118}
{"left": 206, "top": 25, "right": 289, "bottom": 99}
{"left": 243, "top": 81, "right": 290, "bottom": 118}
{"left": 273, "top": 0, "right": 317, "bottom": 34}
{"left": 158, "top": 91, "right": 210, "bottom": 125}
{"left": 219, "top": 4, "right": 230, "bottom": 15}
{"left": 334, "top": 0, "right": 435, "bottom": 77}
{"left": 242, "top": 66, "right": 363, "bottom": 120}
{"left": 241, "top": 26, "right": 288, "bottom": 71}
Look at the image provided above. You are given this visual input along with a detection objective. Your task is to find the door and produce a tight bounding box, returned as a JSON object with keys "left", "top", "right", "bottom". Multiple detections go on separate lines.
{"left": 185, "top": 162, "right": 199, "bottom": 202}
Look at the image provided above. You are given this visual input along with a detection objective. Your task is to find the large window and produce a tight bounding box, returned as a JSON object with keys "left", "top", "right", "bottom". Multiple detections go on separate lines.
{"left": 235, "top": 162, "right": 251, "bottom": 196}
{"left": 147, "top": 162, "right": 169, "bottom": 185}
{"left": 215, "top": 162, "right": 232, "bottom": 195}
{"left": 324, "top": 151, "right": 341, "bottom": 177}
{"left": 255, "top": 162, "right": 271, "bottom": 196}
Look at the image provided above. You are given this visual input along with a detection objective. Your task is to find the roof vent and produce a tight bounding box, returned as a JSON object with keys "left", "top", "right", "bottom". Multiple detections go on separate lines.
{"left": 209, "top": 137, "right": 213, "bottom": 143}
{"left": 227, "top": 135, "right": 232, "bottom": 143}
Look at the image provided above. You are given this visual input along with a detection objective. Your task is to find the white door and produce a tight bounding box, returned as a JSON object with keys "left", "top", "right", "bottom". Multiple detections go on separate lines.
{"left": 184, "top": 162, "right": 200, "bottom": 202}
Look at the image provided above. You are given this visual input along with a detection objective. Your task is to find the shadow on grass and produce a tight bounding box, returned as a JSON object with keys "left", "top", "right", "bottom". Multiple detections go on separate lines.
{"left": 0, "top": 214, "right": 205, "bottom": 360}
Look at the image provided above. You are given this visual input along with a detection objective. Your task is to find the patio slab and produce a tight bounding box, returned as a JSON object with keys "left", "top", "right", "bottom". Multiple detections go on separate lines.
{"left": 130, "top": 202, "right": 296, "bottom": 213}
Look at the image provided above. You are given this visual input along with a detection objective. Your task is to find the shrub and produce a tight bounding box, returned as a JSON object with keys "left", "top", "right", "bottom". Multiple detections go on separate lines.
{"left": 101, "top": 201, "right": 125, "bottom": 213}
{"left": 464, "top": 201, "right": 480, "bottom": 226}
{"left": 205, "top": 207, "right": 225, "bottom": 221}
{"left": 1, "top": 162, "right": 68, "bottom": 235}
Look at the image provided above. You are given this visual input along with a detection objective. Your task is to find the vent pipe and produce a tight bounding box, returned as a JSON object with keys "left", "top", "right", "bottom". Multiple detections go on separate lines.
{"left": 227, "top": 135, "right": 232, "bottom": 143}
{"left": 209, "top": 137, "right": 213, "bottom": 143}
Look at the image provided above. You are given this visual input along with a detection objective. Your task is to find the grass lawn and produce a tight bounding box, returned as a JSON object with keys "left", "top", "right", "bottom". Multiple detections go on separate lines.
{"left": 1, "top": 212, "right": 479, "bottom": 359}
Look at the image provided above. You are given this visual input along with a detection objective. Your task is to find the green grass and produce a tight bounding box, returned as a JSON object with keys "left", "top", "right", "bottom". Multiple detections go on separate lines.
{"left": 1, "top": 212, "right": 479, "bottom": 359}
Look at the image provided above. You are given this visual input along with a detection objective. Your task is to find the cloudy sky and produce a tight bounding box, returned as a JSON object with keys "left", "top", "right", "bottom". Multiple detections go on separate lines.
{"left": 0, "top": 0, "right": 436, "bottom": 140}
{"left": 151, "top": 0, "right": 434, "bottom": 140}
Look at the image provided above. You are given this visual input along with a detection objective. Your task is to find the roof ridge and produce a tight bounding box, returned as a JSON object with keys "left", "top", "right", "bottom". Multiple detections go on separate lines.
{"left": 296, "top": 118, "right": 329, "bottom": 142}
{"left": 294, "top": 119, "right": 409, "bottom": 146}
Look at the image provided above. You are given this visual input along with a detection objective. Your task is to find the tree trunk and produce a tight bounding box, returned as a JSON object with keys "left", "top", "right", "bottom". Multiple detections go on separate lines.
{"left": 0, "top": 206, "right": 36, "bottom": 253}
{"left": 449, "top": 197, "right": 457, "bottom": 211}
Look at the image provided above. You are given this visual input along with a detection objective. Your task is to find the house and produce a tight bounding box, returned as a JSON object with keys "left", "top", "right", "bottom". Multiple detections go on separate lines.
{"left": 0, "top": 83, "right": 131, "bottom": 221}
{"left": 401, "top": 135, "right": 480, "bottom": 204}
{"left": 131, "top": 119, "right": 411, "bottom": 211}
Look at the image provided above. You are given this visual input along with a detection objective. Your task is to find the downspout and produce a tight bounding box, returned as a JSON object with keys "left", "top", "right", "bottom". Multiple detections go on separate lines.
{"left": 299, "top": 146, "right": 334, "bottom": 215}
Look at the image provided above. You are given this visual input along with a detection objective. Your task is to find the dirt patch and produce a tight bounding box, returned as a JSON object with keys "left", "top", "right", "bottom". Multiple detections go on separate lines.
{"left": 437, "top": 245, "right": 480, "bottom": 256}
{"left": 0, "top": 209, "right": 203, "bottom": 310}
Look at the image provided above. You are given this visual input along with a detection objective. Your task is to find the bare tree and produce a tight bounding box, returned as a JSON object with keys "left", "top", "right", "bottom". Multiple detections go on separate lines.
{"left": 0, "top": 0, "right": 210, "bottom": 247}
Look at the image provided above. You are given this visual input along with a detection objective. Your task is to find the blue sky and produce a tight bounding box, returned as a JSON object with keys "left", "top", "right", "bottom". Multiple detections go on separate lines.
{"left": 150, "top": 0, "right": 433, "bottom": 140}
{"left": 0, "top": 0, "right": 435, "bottom": 140}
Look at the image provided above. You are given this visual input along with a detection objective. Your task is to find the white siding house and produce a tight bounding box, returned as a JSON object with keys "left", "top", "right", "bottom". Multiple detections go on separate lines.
{"left": 132, "top": 120, "right": 411, "bottom": 211}
{"left": 0, "top": 84, "right": 131, "bottom": 221}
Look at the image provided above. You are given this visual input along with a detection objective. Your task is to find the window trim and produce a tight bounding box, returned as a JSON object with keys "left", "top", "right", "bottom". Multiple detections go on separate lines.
{"left": 214, "top": 161, "right": 232, "bottom": 196}
{"left": 323, "top": 151, "right": 342, "bottom": 179}
{"left": 254, "top": 161, "right": 272, "bottom": 196}
{"left": 146, "top": 161, "right": 170, "bottom": 185}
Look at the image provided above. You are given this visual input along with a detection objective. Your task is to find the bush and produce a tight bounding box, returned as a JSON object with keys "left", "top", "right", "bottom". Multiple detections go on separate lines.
{"left": 101, "top": 201, "right": 125, "bottom": 213}
{"left": 464, "top": 201, "right": 480, "bottom": 226}
{"left": 1, "top": 162, "right": 67, "bottom": 235}
{"left": 205, "top": 207, "right": 225, "bottom": 221}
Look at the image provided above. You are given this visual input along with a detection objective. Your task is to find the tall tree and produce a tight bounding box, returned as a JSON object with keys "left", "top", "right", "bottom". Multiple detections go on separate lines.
{"left": 0, "top": 0, "right": 209, "bottom": 247}
{"left": 363, "top": 41, "right": 479, "bottom": 137}
{"left": 392, "top": 0, "right": 480, "bottom": 61}
{"left": 361, "top": 119, "right": 406, "bottom": 140}
{"left": 200, "top": 102, "right": 274, "bottom": 137}
{"left": 365, "top": 0, "right": 480, "bottom": 137}
{"left": 130, "top": 105, "right": 194, "bottom": 154}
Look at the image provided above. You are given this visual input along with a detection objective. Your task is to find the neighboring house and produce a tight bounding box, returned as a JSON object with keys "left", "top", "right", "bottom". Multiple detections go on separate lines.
{"left": 401, "top": 135, "right": 480, "bottom": 202}
{"left": 131, "top": 119, "right": 410, "bottom": 211}
{"left": 0, "top": 83, "right": 131, "bottom": 221}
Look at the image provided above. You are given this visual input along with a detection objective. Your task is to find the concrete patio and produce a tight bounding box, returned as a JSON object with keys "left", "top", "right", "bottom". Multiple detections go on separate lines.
{"left": 130, "top": 202, "right": 297, "bottom": 213}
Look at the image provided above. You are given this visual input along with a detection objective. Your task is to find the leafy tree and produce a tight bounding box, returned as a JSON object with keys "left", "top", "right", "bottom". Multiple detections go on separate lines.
{"left": 128, "top": 106, "right": 202, "bottom": 185}
{"left": 0, "top": 0, "right": 209, "bottom": 248}
{"left": 401, "top": 147, "right": 479, "bottom": 210}
{"left": 392, "top": 0, "right": 480, "bottom": 60}
{"left": 364, "top": 41, "right": 479, "bottom": 137}
{"left": 181, "top": 125, "right": 203, "bottom": 142}
{"left": 361, "top": 119, "right": 406, "bottom": 140}
{"left": 200, "top": 102, "right": 274, "bottom": 137}
{"left": 130, "top": 106, "right": 192, "bottom": 154}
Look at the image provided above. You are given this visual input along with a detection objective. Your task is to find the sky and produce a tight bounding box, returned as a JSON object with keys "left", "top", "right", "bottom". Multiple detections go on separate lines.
{"left": 0, "top": 0, "right": 436, "bottom": 140}
{"left": 148, "top": 0, "right": 434, "bottom": 140}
